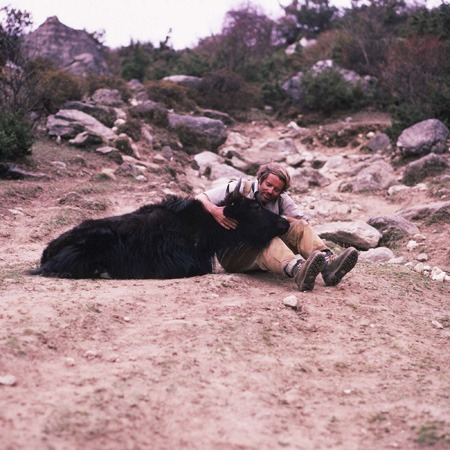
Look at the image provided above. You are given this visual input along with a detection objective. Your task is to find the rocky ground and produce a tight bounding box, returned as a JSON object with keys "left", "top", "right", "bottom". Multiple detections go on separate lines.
{"left": 0, "top": 114, "right": 449, "bottom": 450}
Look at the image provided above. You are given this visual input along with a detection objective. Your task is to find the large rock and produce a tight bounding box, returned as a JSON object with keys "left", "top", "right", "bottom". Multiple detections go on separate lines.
{"left": 47, "top": 109, "right": 116, "bottom": 143}
{"left": 23, "top": 16, "right": 110, "bottom": 76}
{"left": 352, "top": 160, "right": 397, "bottom": 192}
{"left": 402, "top": 153, "right": 449, "bottom": 186}
{"left": 367, "top": 215, "right": 420, "bottom": 246}
{"left": 163, "top": 75, "right": 202, "bottom": 91}
{"left": 64, "top": 101, "right": 117, "bottom": 127}
{"left": 168, "top": 113, "right": 227, "bottom": 154}
{"left": 315, "top": 220, "right": 382, "bottom": 250}
{"left": 129, "top": 101, "right": 169, "bottom": 127}
{"left": 396, "top": 119, "right": 449, "bottom": 157}
{"left": 397, "top": 201, "right": 450, "bottom": 222}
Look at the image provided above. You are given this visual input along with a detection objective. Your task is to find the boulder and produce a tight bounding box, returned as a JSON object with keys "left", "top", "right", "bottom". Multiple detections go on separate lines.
{"left": 367, "top": 215, "right": 420, "bottom": 246}
{"left": 163, "top": 75, "right": 202, "bottom": 90}
{"left": 352, "top": 160, "right": 397, "bottom": 192}
{"left": 47, "top": 109, "right": 116, "bottom": 143}
{"left": 397, "top": 201, "right": 450, "bottom": 222}
{"left": 402, "top": 153, "right": 449, "bottom": 186}
{"left": 91, "top": 89, "right": 125, "bottom": 107}
{"left": 367, "top": 133, "right": 391, "bottom": 152}
{"left": 315, "top": 220, "right": 382, "bottom": 250}
{"left": 396, "top": 119, "right": 449, "bottom": 157}
{"left": 129, "top": 101, "right": 169, "bottom": 127}
{"left": 168, "top": 113, "right": 227, "bottom": 153}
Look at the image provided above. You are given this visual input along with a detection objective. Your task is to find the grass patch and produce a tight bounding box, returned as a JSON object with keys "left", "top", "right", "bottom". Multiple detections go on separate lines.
{"left": 415, "top": 421, "right": 450, "bottom": 446}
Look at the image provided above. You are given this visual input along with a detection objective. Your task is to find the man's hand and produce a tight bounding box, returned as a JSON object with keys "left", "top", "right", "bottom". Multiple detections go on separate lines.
{"left": 210, "top": 205, "right": 238, "bottom": 230}
{"left": 196, "top": 193, "right": 239, "bottom": 230}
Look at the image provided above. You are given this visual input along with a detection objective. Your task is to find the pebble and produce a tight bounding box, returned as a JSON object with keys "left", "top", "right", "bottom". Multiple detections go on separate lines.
{"left": 0, "top": 374, "right": 17, "bottom": 386}
{"left": 431, "top": 320, "right": 444, "bottom": 330}
{"left": 64, "top": 357, "right": 76, "bottom": 366}
{"left": 84, "top": 350, "right": 101, "bottom": 360}
{"left": 416, "top": 253, "right": 428, "bottom": 262}
{"left": 283, "top": 295, "right": 299, "bottom": 310}
{"left": 407, "top": 240, "right": 419, "bottom": 251}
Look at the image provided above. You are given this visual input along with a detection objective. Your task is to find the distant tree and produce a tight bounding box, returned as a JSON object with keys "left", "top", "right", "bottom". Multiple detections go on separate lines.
{"left": 120, "top": 41, "right": 152, "bottom": 81}
{"left": 195, "top": 5, "right": 277, "bottom": 81}
{"left": 334, "top": 0, "right": 409, "bottom": 75}
{"left": 405, "top": 2, "right": 450, "bottom": 40}
{"left": 280, "top": 0, "right": 338, "bottom": 42}
{"left": 381, "top": 36, "right": 450, "bottom": 134}
{"left": 0, "top": 5, "right": 34, "bottom": 160}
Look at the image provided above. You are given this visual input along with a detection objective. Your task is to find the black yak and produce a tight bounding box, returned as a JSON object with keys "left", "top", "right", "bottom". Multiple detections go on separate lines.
{"left": 27, "top": 180, "right": 289, "bottom": 279}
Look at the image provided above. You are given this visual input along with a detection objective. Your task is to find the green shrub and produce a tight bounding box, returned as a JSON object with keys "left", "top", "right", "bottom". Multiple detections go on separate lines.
{"left": 381, "top": 37, "right": 450, "bottom": 138}
{"left": 83, "top": 74, "right": 132, "bottom": 102}
{"left": 143, "top": 80, "right": 198, "bottom": 112}
{"left": 0, "top": 112, "right": 33, "bottom": 160}
{"left": 25, "top": 59, "right": 83, "bottom": 114}
{"left": 117, "top": 117, "right": 142, "bottom": 141}
{"left": 301, "top": 68, "right": 355, "bottom": 114}
{"left": 196, "top": 70, "right": 261, "bottom": 113}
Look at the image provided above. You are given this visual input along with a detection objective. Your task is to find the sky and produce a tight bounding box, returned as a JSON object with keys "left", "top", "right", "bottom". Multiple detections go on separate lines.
{"left": 6, "top": 0, "right": 288, "bottom": 49}
{"left": 5, "top": 0, "right": 444, "bottom": 50}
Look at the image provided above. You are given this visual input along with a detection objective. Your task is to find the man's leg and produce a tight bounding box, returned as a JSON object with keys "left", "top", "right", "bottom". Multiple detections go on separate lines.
{"left": 281, "top": 219, "right": 328, "bottom": 258}
{"left": 255, "top": 237, "right": 325, "bottom": 292}
{"left": 283, "top": 219, "right": 358, "bottom": 286}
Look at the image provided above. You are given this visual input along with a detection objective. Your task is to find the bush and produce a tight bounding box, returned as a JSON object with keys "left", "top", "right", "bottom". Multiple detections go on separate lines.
{"left": 143, "top": 80, "right": 198, "bottom": 112}
{"left": 381, "top": 37, "right": 450, "bottom": 138}
{"left": 83, "top": 74, "right": 132, "bottom": 102}
{"left": 301, "top": 68, "right": 355, "bottom": 114}
{"left": 0, "top": 112, "right": 33, "bottom": 160}
{"left": 32, "top": 67, "right": 83, "bottom": 114}
{"left": 196, "top": 70, "right": 261, "bottom": 113}
{"left": 116, "top": 117, "right": 142, "bottom": 141}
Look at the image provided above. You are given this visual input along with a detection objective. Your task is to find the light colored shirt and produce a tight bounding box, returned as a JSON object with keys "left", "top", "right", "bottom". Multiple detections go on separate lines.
{"left": 204, "top": 179, "right": 307, "bottom": 219}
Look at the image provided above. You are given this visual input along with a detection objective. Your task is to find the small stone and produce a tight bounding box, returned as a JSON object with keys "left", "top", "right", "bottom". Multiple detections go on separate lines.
{"left": 84, "top": 350, "right": 100, "bottom": 360}
{"left": 123, "top": 316, "right": 131, "bottom": 322}
{"left": 416, "top": 253, "right": 428, "bottom": 262}
{"left": 407, "top": 240, "right": 419, "bottom": 251}
{"left": 431, "top": 320, "right": 444, "bottom": 329}
{"left": 283, "top": 295, "right": 299, "bottom": 310}
{"left": 64, "top": 357, "right": 76, "bottom": 366}
{"left": 431, "top": 267, "right": 447, "bottom": 282}
{"left": 0, "top": 374, "right": 17, "bottom": 386}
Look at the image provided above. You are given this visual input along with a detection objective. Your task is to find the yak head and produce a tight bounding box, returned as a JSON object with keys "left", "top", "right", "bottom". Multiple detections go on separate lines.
{"left": 221, "top": 179, "right": 290, "bottom": 248}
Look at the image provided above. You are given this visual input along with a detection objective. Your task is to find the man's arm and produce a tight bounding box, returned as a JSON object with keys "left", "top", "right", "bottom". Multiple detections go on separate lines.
{"left": 195, "top": 193, "right": 239, "bottom": 230}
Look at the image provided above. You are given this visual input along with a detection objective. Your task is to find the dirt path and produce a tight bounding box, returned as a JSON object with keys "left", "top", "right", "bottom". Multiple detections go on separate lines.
{"left": 1, "top": 124, "right": 449, "bottom": 449}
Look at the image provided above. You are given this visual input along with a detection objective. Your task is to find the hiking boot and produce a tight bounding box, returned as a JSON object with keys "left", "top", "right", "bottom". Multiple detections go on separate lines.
{"left": 322, "top": 247, "right": 358, "bottom": 286}
{"left": 293, "top": 251, "right": 326, "bottom": 292}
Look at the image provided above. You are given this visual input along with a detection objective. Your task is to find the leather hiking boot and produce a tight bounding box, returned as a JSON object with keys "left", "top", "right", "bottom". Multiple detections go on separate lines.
{"left": 293, "top": 251, "right": 326, "bottom": 292}
{"left": 322, "top": 247, "right": 358, "bottom": 286}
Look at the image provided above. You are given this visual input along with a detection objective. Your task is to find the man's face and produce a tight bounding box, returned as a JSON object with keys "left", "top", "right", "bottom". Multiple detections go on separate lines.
{"left": 259, "top": 173, "right": 285, "bottom": 204}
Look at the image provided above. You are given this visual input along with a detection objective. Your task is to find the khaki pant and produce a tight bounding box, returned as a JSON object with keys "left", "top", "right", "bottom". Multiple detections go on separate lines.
{"left": 217, "top": 219, "right": 328, "bottom": 275}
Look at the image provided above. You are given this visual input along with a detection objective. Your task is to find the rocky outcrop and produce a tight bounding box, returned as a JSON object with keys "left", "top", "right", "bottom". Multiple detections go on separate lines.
{"left": 23, "top": 16, "right": 110, "bottom": 76}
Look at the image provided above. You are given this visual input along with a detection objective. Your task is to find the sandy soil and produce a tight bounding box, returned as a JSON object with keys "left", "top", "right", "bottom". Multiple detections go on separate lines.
{"left": 1, "top": 118, "right": 449, "bottom": 450}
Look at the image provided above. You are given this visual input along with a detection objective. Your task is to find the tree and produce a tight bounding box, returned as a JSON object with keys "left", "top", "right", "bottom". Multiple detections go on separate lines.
{"left": 281, "top": 0, "right": 338, "bottom": 41}
{"left": 0, "top": 6, "right": 34, "bottom": 160}
{"left": 334, "top": 0, "right": 409, "bottom": 75}
{"left": 195, "top": 5, "right": 277, "bottom": 81}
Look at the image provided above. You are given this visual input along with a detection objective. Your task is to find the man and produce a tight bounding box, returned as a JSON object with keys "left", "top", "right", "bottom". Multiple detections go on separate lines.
{"left": 196, "top": 162, "right": 358, "bottom": 291}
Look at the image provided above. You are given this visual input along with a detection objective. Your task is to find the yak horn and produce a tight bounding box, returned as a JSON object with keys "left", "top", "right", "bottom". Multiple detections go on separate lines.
{"left": 232, "top": 178, "right": 242, "bottom": 199}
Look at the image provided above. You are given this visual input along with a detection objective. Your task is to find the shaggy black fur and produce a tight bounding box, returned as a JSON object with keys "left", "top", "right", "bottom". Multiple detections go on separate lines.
{"left": 27, "top": 189, "right": 289, "bottom": 279}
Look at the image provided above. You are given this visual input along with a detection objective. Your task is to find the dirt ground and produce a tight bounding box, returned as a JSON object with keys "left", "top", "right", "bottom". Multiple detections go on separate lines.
{"left": 1, "top": 117, "right": 449, "bottom": 450}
